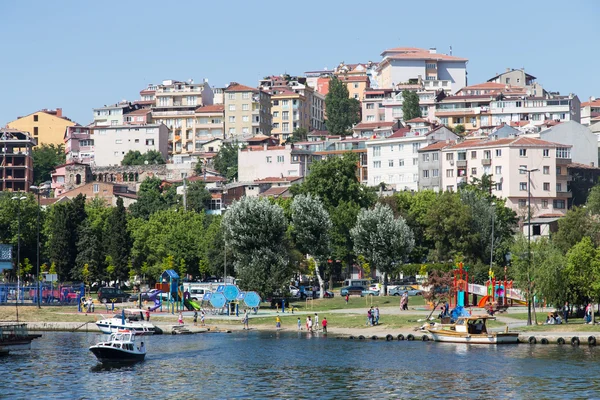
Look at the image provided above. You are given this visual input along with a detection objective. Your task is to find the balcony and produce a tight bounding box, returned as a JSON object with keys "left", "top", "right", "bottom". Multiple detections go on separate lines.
{"left": 481, "top": 159, "right": 492, "bottom": 166}
{"left": 456, "top": 160, "right": 467, "bottom": 168}
{"left": 556, "top": 191, "right": 573, "bottom": 198}
{"left": 556, "top": 158, "right": 571, "bottom": 165}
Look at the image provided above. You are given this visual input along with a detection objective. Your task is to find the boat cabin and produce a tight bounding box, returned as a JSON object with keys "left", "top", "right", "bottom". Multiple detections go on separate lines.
{"left": 454, "top": 316, "right": 491, "bottom": 335}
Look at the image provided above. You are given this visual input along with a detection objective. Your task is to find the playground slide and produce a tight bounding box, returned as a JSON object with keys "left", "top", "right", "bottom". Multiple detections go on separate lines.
{"left": 477, "top": 295, "right": 491, "bottom": 308}
{"left": 188, "top": 299, "right": 201, "bottom": 311}
{"left": 148, "top": 290, "right": 162, "bottom": 311}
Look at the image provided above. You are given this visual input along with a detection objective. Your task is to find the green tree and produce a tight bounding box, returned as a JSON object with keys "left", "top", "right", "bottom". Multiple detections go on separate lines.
{"left": 402, "top": 90, "right": 421, "bottom": 121}
{"left": 565, "top": 237, "right": 600, "bottom": 311}
{"left": 144, "top": 150, "right": 165, "bottom": 164}
{"left": 351, "top": 203, "right": 414, "bottom": 295}
{"left": 104, "top": 197, "right": 131, "bottom": 282}
{"left": 325, "top": 76, "right": 361, "bottom": 134}
{"left": 213, "top": 142, "right": 239, "bottom": 181}
{"left": 0, "top": 193, "right": 41, "bottom": 273}
{"left": 32, "top": 144, "right": 65, "bottom": 184}
{"left": 552, "top": 206, "right": 597, "bottom": 254}
{"left": 185, "top": 181, "right": 212, "bottom": 213}
{"left": 453, "top": 124, "right": 466, "bottom": 135}
{"left": 122, "top": 150, "right": 165, "bottom": 166}
{"left": 586, "top": 184, "right": 600, "bottom": 215}
{"left": 291, "top": 194, "right": 332, "bottom": 298}
{"left": 129, "top": 177, "right": 178, "bottom": 219}
{"left": 286, "top": 127, "right": 309, "bottom": 143}
{"left": 222, "top": 197, "right": 291, "bottom": 298}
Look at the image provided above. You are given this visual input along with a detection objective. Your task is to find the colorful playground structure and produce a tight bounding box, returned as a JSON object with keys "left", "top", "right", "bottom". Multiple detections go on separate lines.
{"left": 152, "top": 269, "right": 261, "bottom": 315}
{"left": 0, "top": 282, "right": 84, "bottom": 305}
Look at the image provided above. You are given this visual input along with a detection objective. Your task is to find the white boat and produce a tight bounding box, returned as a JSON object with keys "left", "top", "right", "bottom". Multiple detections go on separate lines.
{"left": 95, "top": 309, "right": 156, "bottom": 335}
{"left": 89, "top": 330, "right": 146, "bottom": 364}
{"left": 425, "top": 315, "right": 519, "bottom": 344}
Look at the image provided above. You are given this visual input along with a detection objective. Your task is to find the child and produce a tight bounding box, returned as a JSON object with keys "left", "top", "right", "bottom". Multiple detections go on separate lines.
{"left": 297, "top": 317, "right": 302, "bottom": 330}
{"left": 322, "top": 317, "right": 328, "bottom": 333}
{"left": 193, "top": 310, "right": 198, "bottom": 326}
{"left": 178, "top": 311, "right": 183, "bottom": 325}
{"left": 345, "top": 294, "right": 349, "bottom": 304}
{"left": 275, "top": 314, "right": 281, "bottom": 330}
{"left": 201, "top": 310, "right": 205, "bottom": 326}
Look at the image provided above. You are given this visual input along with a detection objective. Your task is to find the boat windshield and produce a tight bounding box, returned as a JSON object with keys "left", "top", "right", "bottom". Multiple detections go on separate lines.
{"left": 467, "top": 319, "right": 487, "bottom": 334}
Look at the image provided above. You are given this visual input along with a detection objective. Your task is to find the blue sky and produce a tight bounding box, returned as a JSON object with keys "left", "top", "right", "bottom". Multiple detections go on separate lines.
{"left": 0, "top": 0, "right": 598, "bottom": 126}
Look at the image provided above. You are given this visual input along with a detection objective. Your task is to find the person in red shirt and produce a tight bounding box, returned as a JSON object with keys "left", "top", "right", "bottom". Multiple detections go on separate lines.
{"left": 322, "top": 317, "right": 328, "bottom": 333}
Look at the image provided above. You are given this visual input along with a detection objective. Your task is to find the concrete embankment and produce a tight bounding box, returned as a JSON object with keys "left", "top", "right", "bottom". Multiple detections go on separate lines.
{"left": 25, "top": 321, "right": 223, "bottom": 335}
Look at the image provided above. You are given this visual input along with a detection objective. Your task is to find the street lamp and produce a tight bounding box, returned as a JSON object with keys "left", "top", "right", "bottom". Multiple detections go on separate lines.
{"left": 489, "top": 202, "right": 496, "bottom": 272}
{"left": 519, "top": 167, "right": 539, "bottom": 326}
{"left": 11, "top": 195, "right": 27, "bottom": 306}
{"left": 30, "top": 184, "right": 50, "bottom": 309}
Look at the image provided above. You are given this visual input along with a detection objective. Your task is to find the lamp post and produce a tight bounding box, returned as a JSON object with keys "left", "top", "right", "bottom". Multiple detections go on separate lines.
{"left": 489, "top": 202, "right": 496, "bottom": 272}
{"left": 519, "top": 167, "right": 539, "bottom": 326}
{"left": 30, "top": 184, "right": 49, "bottom": 309}
{"left": 11, "top": 195, "right": 27, "bottom": 306}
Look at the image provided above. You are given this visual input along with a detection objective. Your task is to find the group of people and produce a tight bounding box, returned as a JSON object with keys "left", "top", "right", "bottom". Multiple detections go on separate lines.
{"left": 192, "top": 310, "right": 206, "bottom": 326}
{"left": 545, "top": 311, "right": 563, "bottom": 325}
{"left": 366, "top": 307, "right": 380, "bottom": 326}
{"left": 438, "top": 302, "right": 450, "bottom": 319}
{"left": 293, "top": 313, "right": 327, "bottom": 332}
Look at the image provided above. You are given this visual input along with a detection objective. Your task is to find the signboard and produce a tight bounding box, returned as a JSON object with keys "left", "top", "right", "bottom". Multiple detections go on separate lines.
{"left": 0, "top": 244, "right": 12, "bottom": 271}
{"left": 216, "top": 285, "right": 225, "bottom": 293}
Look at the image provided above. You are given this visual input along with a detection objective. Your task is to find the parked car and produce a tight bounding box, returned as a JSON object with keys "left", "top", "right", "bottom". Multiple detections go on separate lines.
{"left": 389, "top": 286, "right": 423, "bottom": 296}
{"left": 368, "top": 284, "right": 381, "bottom": 294}
{"left": 98, "top": 287, "right": 129, "bottom": 303}
{"left": 361, "top": 288, "right": 380, "bottom": 297}
{"left": 340, "top": 286, "right": 366, "bottom": 296}
{"left": 289, "top": 286, "right": 301, "bottom": 297}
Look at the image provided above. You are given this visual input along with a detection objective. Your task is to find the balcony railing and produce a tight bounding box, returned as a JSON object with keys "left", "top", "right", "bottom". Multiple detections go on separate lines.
{"left": 557, "top": 191, "right": 573, "bottom": 198}
{"left": 481, "top": 159, "right": 492, "bottom": 166}
{"left": 456, "top": 160, "right": 467, "bottom": 168}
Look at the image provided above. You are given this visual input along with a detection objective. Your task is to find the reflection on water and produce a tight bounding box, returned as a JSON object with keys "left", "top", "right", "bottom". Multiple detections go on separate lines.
{"left": 0, "top": 331, "right": 599, "bottom": 399}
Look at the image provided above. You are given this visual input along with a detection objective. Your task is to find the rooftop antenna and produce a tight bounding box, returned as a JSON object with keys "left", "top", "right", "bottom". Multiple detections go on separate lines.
{"left": 449, "top": 45, "right": 453, "bottom": 55}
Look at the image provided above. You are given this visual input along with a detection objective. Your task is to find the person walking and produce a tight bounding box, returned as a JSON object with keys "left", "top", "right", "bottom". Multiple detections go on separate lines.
{"left": 178, "top": 311, "right": 184, "bottom": 325}
{"left": 145, "top": 307, "right": 150, "bottom": 322}
{"left": 586, "top": 303, "right": 593, "bottom": 324}
{"left": 563, "top": 301, "right": 569, "bottom": 323}
{"left": 201, "top": 310, "right": 206, "bottom": 326}
{"left": 367, "top": 308, "right": 372, "bottom": 326}
{"left": 297, "top": 317, "right": 302, "bottom": 330}
{"left": 322, "top": 317, "right": 328, "bottom": 333}
{"left": 306, "top": 316, "right": 310, "bottom": 331}
{"left": 374, "top": 307, "right": 380, "bottom": 325}
{"left": 308, "top": 316, "right": 313, "bottom": 332}
{"left": 243, "top": 309, "right": 249, "bottom": 330}
{"left": 314, "top": 313, "right": 319, "bottom": 331}
{"left": 275, "top": 313, "right": 282, "bottom": 330}
{"left": 193, "top": 311, "right": 198, "bottom": 326}
{"left": 345, "top": 294, "right": 349, "bottom": 304}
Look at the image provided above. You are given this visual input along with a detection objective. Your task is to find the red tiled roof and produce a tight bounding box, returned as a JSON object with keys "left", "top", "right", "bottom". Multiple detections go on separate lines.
{"left": 354, "top": 122, "right": 395, "bottom": 130}
{"left": 182, "top": 175, "right": 227, "bottom": 183}
{"left": 225, "top": 82, "right": 259, "bottom": 93}
{"left": 542, "top": 120, "right": 562, "bottom": 127}
{"left": 509, "top": 121, "right": 531, "bottom": 127}
{"left": 246, "top": 134, "right": 271, "bottom": 142}
{"left": 388, "top": 127, "right": 411, "bottom": 138}
{"left": 381, "top": 47, "right": 468, "bottom": 62}
{"left": 338, "top": 75, "right": 369, "bottom": 82}
{"left": 581, "top": 99, "right": 600, "bottom": 108}
{"left": 462, "top": 82, "right": 507, "bottom": 90}
{"left": 419, "top": 140, "right": 456, "bottom": 151}
{"left": 195, "top": 104, "right": 224, "bottom": 113}
{"left": 447, "top": 137, "right": 570, "bottom": 150}
{"left": 133, "top": 100, "right": 155, "bottom": 105}
{"left": 259, "top": 186, "right": 291, "bottom": 198}
{"left": 254, "top": 176, "right": 302, "bottom": 183}
{"left": 127, "top": 109, "right": 151, "bottom": 115}
{"left": 406, "top": 118, "right": 430, "bottom": 123}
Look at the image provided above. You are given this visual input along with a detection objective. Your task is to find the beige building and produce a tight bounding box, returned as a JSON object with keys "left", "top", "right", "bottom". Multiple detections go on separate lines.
{"left": 269, "top": 90, "right": 310, "bottom": 143}
{"left": 7, "top": 108, "right": 76, "bottom": 147}
{"left": 224, "top": 82, "right": 271, "bottom": 139}
{"left": 439, "top": 137, "right": 572, "bottom": 217}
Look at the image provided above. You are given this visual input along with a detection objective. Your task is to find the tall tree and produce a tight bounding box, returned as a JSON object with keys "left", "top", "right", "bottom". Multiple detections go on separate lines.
{"left": 104, "top": 198, "right": 131, "bottom": 282}
{"left": 351, "top": 203, "right": 414, "bottom": 295}
{"left": 129, "top": 177, "right": 178, "bottom": 219}
{"left": 213, "top": 142, "right": 239, "bottom": 181}
{"left": 222, "top": 197, "right": 290, "bottom": 298}
{"left": 291, "top": 194, "right": 332, "bottom": 298}
{"left": 122, "top": 150, "right": 165, "bottom": 166}
{"left": 552, "top": 206, "right": 597, "bottom": 254}
{"left": 286, "top": 127, "right": 309, "bottom": 143}
{"left": 325, "top": 76, "right": 361, "bottom": 134}
{"left": 32, "top": 144, "right": 65, "bottom": 184}
{"left": 402, "top": 90, "right": 421, "bottom": 121}
{"left": 185, "top": 181, "right": 212, "bottom": 213}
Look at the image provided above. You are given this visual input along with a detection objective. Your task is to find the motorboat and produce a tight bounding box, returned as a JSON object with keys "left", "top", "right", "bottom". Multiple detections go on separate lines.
{"left": 0, "top": 323, "right": 42, "bottom": 355}
{"left": 95, "top": 309, "right": 156, "bottom": 335}
{"left": 89, "top": 330, "right": 146, "bottom": 363}
{"left": 425, "top": 315, "right": 519, "bottom": 344}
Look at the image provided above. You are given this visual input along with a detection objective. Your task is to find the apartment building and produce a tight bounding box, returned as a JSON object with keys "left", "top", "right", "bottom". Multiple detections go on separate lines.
{"left": 93, "top": 102, "right": 142, "bottom": 127}
{"left": 376, "top": 47, "right": 468, "bottom": 94}
{"left": 149, "top": 79, "right": 214, "bottom": 155}
{"left": 490, "top": 94, "right": 580, "bottom": 126}
{"left": 0, "top": 129, "right": 36, "bottom": 192}
{"left": 64, "top": 126, "right": 94, "bottom": 164}
{"left": 435, "top": 95, "right": 495, "bottom": 131}
{"left": 366, "top": 125, "right": 457, "bottom": 190}
{"left": 237, "top": 144, "right": 304, "bottom": 181}
{"left": 7, "top": 108, "right": 76, "bottom": 147}
{"left": 581, "top": 98, "right": 600, "bottom": 126}
{"left": 487, "top": 68, "right": 545, "bottom": 97}
{"left": 439, "top": 137, "right": 572, "bottom": 217}
{"left": 418, "top": 140, "right": 454, "bottom": 192}
{"left": 193, "top": 105, "right": 225, "bottom": 144}
{"left": 224, "top": 82, "right": 271, "bottom": 139}
{"left": 361, "top": 86, "right": 445, "bottom": 125}
{"left": 92, "top": 124, "right": 169, "bottom": 166}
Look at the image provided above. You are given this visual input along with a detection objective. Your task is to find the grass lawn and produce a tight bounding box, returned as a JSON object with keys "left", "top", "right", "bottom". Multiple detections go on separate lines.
{"left": 0, "top": 305, "right": 96, "bottom": 323}
{"left": 283, "top": 294, "right": 427, "bottom": 312}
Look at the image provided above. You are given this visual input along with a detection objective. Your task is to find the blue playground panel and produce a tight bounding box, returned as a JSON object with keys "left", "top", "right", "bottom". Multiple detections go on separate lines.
{"left": 210, "top": 292, "right": 226, "bottom": 308}
{"left": 236, "top": 292, "right": 246, "bottom": 300}
{"left": 244, "top": 292, "right": 261, "bottom": 308}
{"left": 223, "top": 285, "right": 239, "bottom": 301}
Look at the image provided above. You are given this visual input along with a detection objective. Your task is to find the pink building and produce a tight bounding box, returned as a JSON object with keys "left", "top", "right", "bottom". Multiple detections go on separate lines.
{"left": 64, "top": 126, "right": 94, "bottom": 164}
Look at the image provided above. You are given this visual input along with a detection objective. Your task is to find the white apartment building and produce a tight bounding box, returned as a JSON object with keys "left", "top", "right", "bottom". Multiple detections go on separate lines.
{"left": 439, "top": 137, "right": 572, "bottom": 217}
{"left": 92, "top": 124, "right": 169, "bottom": 166}
{"left": 490, "top": 94, "right": 580, "bottom": 126}
{"left": 237, "top": 144, "right": 303, "bottom": 181}
{"left": 581, "top": 98, "right": 600, "bottom": 126}
{"left": 93, "top": 102, "right": 142, "bottom": 127}
{"left": 375, "top": 47, "right": 468, "bottom": 94}
{"left": 366, "top": 125, "right": 457, "bottom": 190}
{"left": 361, "top": 87, "right": 444, "bottom": 125}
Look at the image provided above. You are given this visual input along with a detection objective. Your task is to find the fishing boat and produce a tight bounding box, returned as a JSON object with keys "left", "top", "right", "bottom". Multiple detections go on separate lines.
{"left": 95, "top": 309, "right": 156, "bottom": 335}
{"left": 0, "top": 323, "right": 42, "bottom": 355}
{"left": 425, "top": 315, "right": 519, "bottom": 344}
{"left": 89, "top": 330, "right": 146, "bottom": 363}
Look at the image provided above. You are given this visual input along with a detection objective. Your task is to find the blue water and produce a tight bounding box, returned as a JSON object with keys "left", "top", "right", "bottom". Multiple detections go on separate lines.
{"left": 1, "top": 331, "right": 600, "bottom": 399}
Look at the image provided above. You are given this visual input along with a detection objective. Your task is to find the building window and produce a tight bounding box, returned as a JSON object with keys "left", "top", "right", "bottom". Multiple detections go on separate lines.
{"left": 242, "top": 92, "right": 250, "bottom": 99}
{"left": 556, "top": 167, "right": 562, "bottom": 175}
{"left": 242, "top": 104, "right": 249, "bottom": 111}
{"left": 553, "top": 200, "right": 566, "bottom": 209}
{"left": 496, "top": 182, "right": 502, "bottom": 191}
{"left": 543, "top": 149, "right": 549, "bottom": 157}
{"left": 432, "top": 169, "right": 439, "bottom": 177}
{"left": 373, "top": 161, "right": 381, "bottom": 168}
{"left": 242, "top": 116, "right": 249, "bottom": 122}
{"left": 471, "top": 151, "right": 477, "bottom": 159}
{"left": 422, "top": 154, "right": 429, "bottom": 162}
{"left": 446, "top": 185, "right": 454, "bottom": 192}
{"left": 495, "top": 166, "right": 502, "bottom": 175}
{"left": 399, "top": 159, "right": 404, "bottom": 166}
{"left": 543, "top": 182, "right": 550, "bottom": 191}
{"left": 388, "top": 160, "right": 394, "bottom": 167}
{"left": 423, "top": 170, "right": 429, "bottom": 178}
{"left": 483, "top": 150, "right": 491, "bottom": 159}
{"left": 145, "top": 139, "right": 154, "bottom": 145}
{"left": 273, "top": 123, "right": 280, "bottom": 129}
{"left": 542, "top": 199, "right": 549, "bottom": 209}
{"left": 446, "top": 153, "right": 454, "bottom": 161}
{"left": 556, "top": 183, "right": 562, "bottom": 192}
{"left": 519, "top": 165, "right": 527, "bottom": 174}
{"left": 366, "top": 103, "right": 374, "bottom": 109}
{"left": 495, "top": 149, "right": 502, "bottom": 157}
{"left": 282, "top": 123, "right": 289, "bottom": 132}
{"left": 556, "top": 147, "right": 571, "bottom": 158}
{"left": 227, "top": 93, "right": 236, "bottom": 100}
{"left": 543, "top": 166, "right": 550, "bottom": 174}
{"left": 520, "top": 182, "right": 527, "bottom": 191}
{"left": 471, "top": 167, "right": 477, "bottom": 175}
{"left": 457, "top": 152, "right": 466, "bottom": 161}
{"left": 228, "top": 128, "right": 235, "bottom": 135}
{"left": 229, "top": 116, "right": 235, "bottom": 123}
{"left": 432, "top": 153, "right": 438, "bottom": 161}
{"left": 115, "top": 139, "right": 122, "bottom": 144}
{"left": 398, "top": 144, "right": 404, "bottom": 151}
{"left": 518, "top": 199, "right": 527, "bottom": 208}
{"left": 519, "top": 149, "right": 527, "bottom": 157}
{"left": 277, "top": 155, "right": 284, "bottom": 163}
{"left": 266, "top": 156, "right": 272, "bottom": 163}
{"left": 93, "top": 184, "right": 99, "bottom": 193}
{"left": 34, "top": 127, "right": 38, "bottom": 136}
{"left": 373, "top": 146, "right": 381, "bottom": 157}
{"left": 33, "top": 114, "right": 39, "bottom": 122}
{"left": 412, "top": 143, "right": 420, "bottom": 153}
{"left": 228, "top": 104, "right": 236, "bottom": 111}
{"left": 413, "top": 158, "right": 418, "bottom": 165}
{"left": 446, "top": 169, "right": 454, "bottom": 178}
{"left": 366, "top": 115, "right": 375, "bottom": 121}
